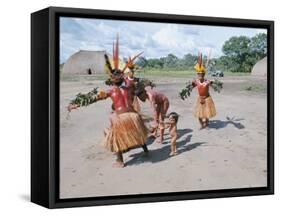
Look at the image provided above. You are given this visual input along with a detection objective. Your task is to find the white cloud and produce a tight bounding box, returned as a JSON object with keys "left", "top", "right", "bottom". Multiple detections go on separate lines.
{"left": 60, "top": 17, "right": 264, "bottom": 63}
{"left": 151, "top": 24, "right": 198, "bottom": 57}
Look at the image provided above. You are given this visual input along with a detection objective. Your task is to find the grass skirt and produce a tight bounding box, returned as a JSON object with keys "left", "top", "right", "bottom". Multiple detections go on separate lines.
{"left": 194, "top": 96, "right": 216, "bottom": 119}
{"left": 103, "top": 112, "right": 148, "bottom": 153}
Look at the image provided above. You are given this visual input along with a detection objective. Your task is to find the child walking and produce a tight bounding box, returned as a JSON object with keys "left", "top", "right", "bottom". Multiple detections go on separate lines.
{"left": 165, "top": 112, "right": 179, "bottom": 156}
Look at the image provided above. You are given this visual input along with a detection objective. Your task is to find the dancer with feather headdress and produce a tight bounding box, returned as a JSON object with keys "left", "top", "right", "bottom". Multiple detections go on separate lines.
{"left": 179, "top": 52, "right": 223, "bottom": 129}
{"left": 68, "top": 35, "right": 149, "bottom": 168}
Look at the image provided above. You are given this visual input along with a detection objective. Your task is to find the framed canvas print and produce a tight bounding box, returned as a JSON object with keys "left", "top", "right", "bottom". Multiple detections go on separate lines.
{"left": 31, "top": 7, "right": 274, "bottom": 208}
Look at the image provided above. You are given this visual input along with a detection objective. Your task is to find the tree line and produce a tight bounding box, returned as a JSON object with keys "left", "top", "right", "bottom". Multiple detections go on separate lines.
{"left": 135, "top": 33, "right": 267, "bottom": 73}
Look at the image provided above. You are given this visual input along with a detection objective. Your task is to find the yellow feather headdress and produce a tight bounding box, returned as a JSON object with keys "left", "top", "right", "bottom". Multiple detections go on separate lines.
{"left": 194, "top": 52, "right": 206, "bottom": 74}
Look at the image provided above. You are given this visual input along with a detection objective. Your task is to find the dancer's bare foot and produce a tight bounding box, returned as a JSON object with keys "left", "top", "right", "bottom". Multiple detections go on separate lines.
{"left": 199, "top": 125, "right": 204, "bottom": 130}
{"left": 204, "top": 121, "right": 209, "bottom": 128}
{"left": 112, "top": 161, "right": 125, "bottom": 168}
{"left": 169, "top": 151, "right": 178, "bottom": 156}
{"left": 199, "top": 122, "right": 208, "bottom": 130}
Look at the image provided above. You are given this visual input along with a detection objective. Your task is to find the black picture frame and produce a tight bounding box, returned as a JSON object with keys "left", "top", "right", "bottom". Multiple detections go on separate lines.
{"left": 31, "top": 6, "right": 274, "bottom": 209}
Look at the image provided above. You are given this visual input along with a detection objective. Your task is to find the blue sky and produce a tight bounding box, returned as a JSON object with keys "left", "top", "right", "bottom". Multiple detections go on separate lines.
{"left": 60, "top": 17, "right": 267, "bottom": 63}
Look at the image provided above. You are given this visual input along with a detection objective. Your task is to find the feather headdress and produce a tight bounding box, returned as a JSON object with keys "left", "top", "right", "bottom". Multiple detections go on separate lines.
{"left": 104, "top": 35, "right": 143, "bottom": 79}
{"left": 124, "top": 51, "right": 143, "bottom": 71}
{"left": 194, "top": 52, "right": 206, "bottom": 74}
{"left": 104, "top": 34, "right": 121, "bottom": 74}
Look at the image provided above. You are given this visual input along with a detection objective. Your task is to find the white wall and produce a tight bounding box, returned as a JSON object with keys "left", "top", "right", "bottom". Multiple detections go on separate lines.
{"left": 0, "top": 0, "right": 279, "bottom": 214}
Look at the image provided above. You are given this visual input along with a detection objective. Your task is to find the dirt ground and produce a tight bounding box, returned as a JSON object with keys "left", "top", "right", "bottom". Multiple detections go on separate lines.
{"left": 59, "top": 74, "right": 267, "bottom": 198}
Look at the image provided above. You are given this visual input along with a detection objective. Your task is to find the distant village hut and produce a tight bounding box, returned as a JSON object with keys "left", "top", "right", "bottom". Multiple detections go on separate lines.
{"left": 62, "top": 50, "right": 107, "bottom": 75}
{"left": 251, "top": 57, "right": 267, "bottom": 76}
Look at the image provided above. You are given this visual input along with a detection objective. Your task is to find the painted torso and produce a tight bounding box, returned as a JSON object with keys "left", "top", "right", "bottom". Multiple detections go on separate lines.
{"left": 107, "top": 86, "right": 133, "bottom": 114}
{"left": 194, "top": 79, "right": 210, "bottom": 97}
{"left": 124, "top": 76, "right": 139, "bottom": 102}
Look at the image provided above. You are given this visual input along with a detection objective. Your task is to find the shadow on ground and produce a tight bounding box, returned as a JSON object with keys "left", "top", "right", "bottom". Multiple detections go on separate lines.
{"left": 177, "top": 128, "right": 193, "bottom": 140}
{"left": 126, "top": 127, "right": 205, "bottom": 166}
{"left": 208, "top": 116, "right": 245, "bottom": 130}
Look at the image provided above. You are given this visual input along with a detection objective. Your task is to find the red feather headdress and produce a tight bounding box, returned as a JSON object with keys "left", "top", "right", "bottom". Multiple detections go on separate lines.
{"left": 104, "top": 35, "right": 143, "bottom": 76}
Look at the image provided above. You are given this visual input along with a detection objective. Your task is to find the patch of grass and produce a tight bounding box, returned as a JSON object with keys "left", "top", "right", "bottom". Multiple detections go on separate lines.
{"left": 139, "top": 69, "right": 251, "bottom": 78}
{"left": 60, "top": 74, "right": 107, "bottom": 82}
{"left": 137, "top": 69, "right": 195, "bottom": 78}
{"left": 60, "top": 69, "right": 252, "bottom": 82}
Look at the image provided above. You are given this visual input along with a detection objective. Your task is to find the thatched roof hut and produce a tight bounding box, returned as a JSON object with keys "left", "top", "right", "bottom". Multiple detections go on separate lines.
{"left": 251, "top": 57, "right": 267, "bottom": 76}
{"left": 62, "top": 50, "right": 107, "bottom": 75}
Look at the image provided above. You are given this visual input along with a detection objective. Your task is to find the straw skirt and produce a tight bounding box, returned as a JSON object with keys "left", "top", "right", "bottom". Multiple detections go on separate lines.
{"left": 194, "top": 96, "right": 216, "bottom": 119}
{"left": 103, "top": 112, "right": 148, "bottom": 153}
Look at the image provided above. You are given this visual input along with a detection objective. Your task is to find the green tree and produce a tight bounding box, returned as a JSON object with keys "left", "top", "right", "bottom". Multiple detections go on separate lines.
{"left": 163, "top": 53, "right": 178, "bottom": 68}
{"left": 221, "top": 33, "right": 267, "bottom": 72}
{"left": 182, "top": 54, "right": 197, "bottom": 69}
{"left": 249, "top": 33, "right": 267, "bottom": 59}
{"left": 146, "top": 58, "right": 164, "bottom": 68}
{"left": 222, "top": 36, "right": 251, "bottom": 72}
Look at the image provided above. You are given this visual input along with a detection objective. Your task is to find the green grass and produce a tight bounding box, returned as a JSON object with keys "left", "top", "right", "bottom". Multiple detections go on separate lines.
{"left": 60, "top": 74, "right": 107, "bottom": 82}
{"left": 138, "top": 69, "right": 251, "bottom": 78}
{"left": 137, "top": 69, "right": 194, "bottom": 78}
{"left": 60, "top": 69, "right": 252, "bottom": 82}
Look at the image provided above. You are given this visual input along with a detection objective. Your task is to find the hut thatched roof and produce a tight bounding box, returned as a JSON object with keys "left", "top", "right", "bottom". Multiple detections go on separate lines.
{"left": 62, "top": 50, "right": 107, "bottom": 75}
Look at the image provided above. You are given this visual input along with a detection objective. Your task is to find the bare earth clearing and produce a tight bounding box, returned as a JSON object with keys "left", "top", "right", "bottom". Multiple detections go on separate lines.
{"left": 60, "top": 75, "right": 267, "bottom": 198}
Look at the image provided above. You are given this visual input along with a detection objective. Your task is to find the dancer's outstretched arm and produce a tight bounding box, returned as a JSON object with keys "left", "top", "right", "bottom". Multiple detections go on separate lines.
{"left": 67, "top": 87, "right": 108, "bottom": 112}
{"left": 179, "top": 80, "right": 196, "bottom": 100}
{"left": 210, "top": 79, "right": 223, "bottom": 93}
